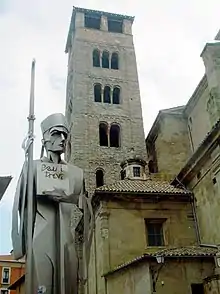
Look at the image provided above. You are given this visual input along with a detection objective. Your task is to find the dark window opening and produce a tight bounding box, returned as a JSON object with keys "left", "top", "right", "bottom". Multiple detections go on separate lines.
{"left": 104, "top": 86, "right": 111, "bottom": 103}
{"left": 108, "top": 18, "right": 123, "bottom": 33}
{"left": 133, "top": 167, "right": 140, "bottom": 177}
{"left": 121, "top": 170, "right": 126, "bottom": 180}
{"left": 110, "top": 124, "right": 120, "bottom": 147}
{"left": 93, "top": 49, "right": 100, "bottom": 67}
{"left": 85, "top": 13, "right": 101, "bottom": 29}
{"left": 99, "top": 123, "right": 108, "bottom": 146}
{"left": 146, "top": 142, "right": 158, "bottom": 173}
{"left": 191, "top": 284, "right": 204, "bottom": 294}
{"left": 197, "top": 171, "right": 201, "bottom": 180}
{"left": 213, "top": 177, "right": 217, "bottom": 185}
{"left": 1, "top": 290, "right": 8, "bottom": 294}
{"left": 96, "top": 169, "right": 104, "bottom": 187}
{"left": 148, "top": 160, "right": 157, "bottom": 174}
{"left": 94, "top": 84, "right": 102, "bottom": 102}
{"left": 102, "top": 51, "right": 109, "bottom": 68}
{"left": 111, "top": 52, "right": 119, "bottom": 69}
{"left": 2, "top": 268, "right": 9, "bottom": 284}
{"left": 113, "top": 87, "right": 120, "bottom": 104}
{"left": 145, "top": 220, "right": 164, "bottom": 246}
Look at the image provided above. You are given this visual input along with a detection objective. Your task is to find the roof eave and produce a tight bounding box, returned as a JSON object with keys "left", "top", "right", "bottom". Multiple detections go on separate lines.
{"left": 103, "top": 254, "right": 215, "bottom": 277}
{"left": 172, "top": 119, "right": 220, "bottom": 186}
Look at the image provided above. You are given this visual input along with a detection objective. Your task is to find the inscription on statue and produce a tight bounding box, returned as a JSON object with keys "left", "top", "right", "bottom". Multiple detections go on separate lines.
{"left": 41, "top": 163, "right": 64, "bottom": 180}
{"left": 36, "top": 162, "right": 70, "bottom": 196}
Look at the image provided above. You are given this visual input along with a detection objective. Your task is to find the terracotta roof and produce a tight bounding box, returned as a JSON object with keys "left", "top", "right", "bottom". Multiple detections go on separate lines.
{"left": 96, "top": 179, "right": 191, "bottom": 195}
{"left": 8, "top": 274, "right": 25, "bottom": 290}
{"left": 104, "top": 246, "right": 217, "bottom": 276}
{"left": 151, "top": 246, "right": 217, "bottom": 257}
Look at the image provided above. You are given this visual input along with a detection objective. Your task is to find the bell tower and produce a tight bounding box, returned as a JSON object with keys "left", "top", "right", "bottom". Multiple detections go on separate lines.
{"left": 65, "top": 7, "right": 146, "bottom": 194}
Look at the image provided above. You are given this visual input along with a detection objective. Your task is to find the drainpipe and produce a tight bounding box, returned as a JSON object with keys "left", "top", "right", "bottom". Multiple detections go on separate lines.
{"left": 191, "top": 194, "right": 201, "bottom": 244}
{"left": 174, "top": 177, "right": 201, "bottom": 244}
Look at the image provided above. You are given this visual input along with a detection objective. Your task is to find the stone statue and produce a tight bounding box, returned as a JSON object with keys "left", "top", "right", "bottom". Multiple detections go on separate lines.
{"left": 12, "top": 113, "right": 93, "bottom": 294}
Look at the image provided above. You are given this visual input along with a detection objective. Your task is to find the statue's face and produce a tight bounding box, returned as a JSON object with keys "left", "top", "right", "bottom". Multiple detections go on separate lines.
{"left": 44, "top": 127, "right": 68, "bottom": 154}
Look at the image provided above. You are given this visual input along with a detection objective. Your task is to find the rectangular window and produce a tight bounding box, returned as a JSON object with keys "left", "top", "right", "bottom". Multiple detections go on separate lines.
{"left": 108, "top": 18, "right": 123, "bottom": 33}
{"left": 2, "top": 268, "right": 10, "bottom": 284}
{"left": 145, "top": 220, "right": 164, "bottom": 246}
{"left": 0, "top": 290, "right": 8, "bottom": 294}
{"left": 85, "top": 13, "right": 101, "bottom": 29}
{"left": 191, "top": 284, "right": 204, "bottom": 294}
{"left": 133, "top": 167, "right": 140, "bottom": 177}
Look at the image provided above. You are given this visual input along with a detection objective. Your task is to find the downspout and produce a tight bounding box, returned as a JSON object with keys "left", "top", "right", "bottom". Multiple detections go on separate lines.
{"left": 174, "top": 176, "right": 201, "bottom": 244}
{"left": 191, "top": 194, "right": 201, "bottom": 244}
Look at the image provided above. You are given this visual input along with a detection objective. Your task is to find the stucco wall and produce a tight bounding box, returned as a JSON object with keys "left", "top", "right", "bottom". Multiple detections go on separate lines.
{"left": 106, "top": 262, "right": 151, "bottom": 294}
{"left": 107, "top": 200, "right": 197, "bottom": 268}
{"left": 154, "top": 259, "right": 214, "bottom": 294}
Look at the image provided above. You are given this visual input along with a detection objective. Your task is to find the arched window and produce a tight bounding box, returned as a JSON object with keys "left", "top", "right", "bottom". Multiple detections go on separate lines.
{"left": 94, "top": 84, "right": 102, "bottom": 102}
{"left": 104, "top": 86, "right": 111, "bottom": 103}
{"left": 110, "top": 124, "right": 120, "bottom": 147}
{"left": 102, "top": 51, "right": 109, "bottom": 68}
{"left": 120, "top": 170, "right": 126, "bottom": 180}
{"left": 113, "top": 87, "right": 120, "bottom": 104}
{"left": 111, "top": 52, "right": 119, "bottom": 69}
{"left": 93, "top": 49, "right": 100, "bottom": 67}
{"left": 96, "top": 169, "right": 104, "bottom": 187}
{"left": 99, "top": 122, "right": 108, "bottom": 146}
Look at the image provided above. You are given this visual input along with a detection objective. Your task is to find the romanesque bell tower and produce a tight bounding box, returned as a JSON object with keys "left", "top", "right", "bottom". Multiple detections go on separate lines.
{"left": 65, "top": 7, "right": 146, "bottom": 194}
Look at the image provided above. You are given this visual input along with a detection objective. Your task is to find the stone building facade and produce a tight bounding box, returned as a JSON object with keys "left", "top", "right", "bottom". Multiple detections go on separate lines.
{"left": 88, "top": 158, "right": 219, "bottom": 294}
{"left": 146, "top": 36, "right": 220, "bottom": 260}
{"left": 64, "top": 6, "right": 220, "bottom": 294}
{"left": 0, "top": 253, "right": 25, "bottom": 294}
{"left": 65, "top": 7, "right": 146, "bottom": 194}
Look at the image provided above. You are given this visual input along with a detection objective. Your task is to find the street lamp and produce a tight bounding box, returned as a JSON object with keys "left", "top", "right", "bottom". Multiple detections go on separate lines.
{"left": 156, "top": 255, "right": 164, "bottom": 264}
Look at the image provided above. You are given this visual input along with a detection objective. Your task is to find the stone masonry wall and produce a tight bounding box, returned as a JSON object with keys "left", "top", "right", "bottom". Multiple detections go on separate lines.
{"left": 66, "top": 15, "right": 146, "bottom": 194}
{"left": 154, "top": 113, "right": 191, "bottom": 177}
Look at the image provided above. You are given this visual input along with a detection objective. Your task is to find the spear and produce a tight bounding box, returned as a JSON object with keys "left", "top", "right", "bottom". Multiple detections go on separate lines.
{"left": 25, "top": 59, "right": 36, "bottom": 294}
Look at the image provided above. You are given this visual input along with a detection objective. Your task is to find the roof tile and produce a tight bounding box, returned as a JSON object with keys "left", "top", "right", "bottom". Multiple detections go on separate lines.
{"left": 104, "top": 246, "right": 217, "bottom": 276}
{"left": 96, "top": 179, "right": 191, "bottom": 194}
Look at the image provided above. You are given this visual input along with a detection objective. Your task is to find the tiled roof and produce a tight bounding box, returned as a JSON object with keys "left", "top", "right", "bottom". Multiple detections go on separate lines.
{"left": 104, "top": 246, "right": 217, "bottom": 276}
{"left": 151, "top": 246, "right": 217, "bottom": 257}
{"left": 96, "top": 179, "right": 191, "bottom": 195}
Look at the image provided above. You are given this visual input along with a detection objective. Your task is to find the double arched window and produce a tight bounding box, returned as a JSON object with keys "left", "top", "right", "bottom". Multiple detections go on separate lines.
{"left": 99, "top": 122, "right": 120, "bottom": 148}
{"left": 99, "top": 122, "right": 108, "bottom": 146}
{"left": 93, "top": 49, "right": 100, "bottom": 67}
{"left": 111, "top": 52, "right": 119, "bottom": 70}
{"left": 94, "top": 84, "right": 102, "bottom": 102}
{"left": 94, "top": 84, "right": 121, "bottom": 104}
{"left": 102, "top": 51, "right": 109, "bottom": 68}
{"left": 92, "top": 49, "right": 119, "bottom": 70}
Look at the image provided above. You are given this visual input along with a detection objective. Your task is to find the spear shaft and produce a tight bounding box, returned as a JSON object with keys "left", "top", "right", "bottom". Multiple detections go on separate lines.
{"left": 25, "top": 59, "right": 36, "bottom": 294}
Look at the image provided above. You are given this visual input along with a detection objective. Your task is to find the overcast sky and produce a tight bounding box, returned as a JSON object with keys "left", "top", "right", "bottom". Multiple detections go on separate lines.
{"left": 0, "top": 0, "right": 219, "bottom": 254}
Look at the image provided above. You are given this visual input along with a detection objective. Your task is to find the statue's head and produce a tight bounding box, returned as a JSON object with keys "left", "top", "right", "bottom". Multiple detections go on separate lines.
{"left": 41, "top": 113, "right": 69, "bottom": 155}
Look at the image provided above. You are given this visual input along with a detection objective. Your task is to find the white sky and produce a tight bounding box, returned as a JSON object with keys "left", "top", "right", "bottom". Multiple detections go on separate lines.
{"left": 0, "top": 0, "right": 219, "bottom": 253}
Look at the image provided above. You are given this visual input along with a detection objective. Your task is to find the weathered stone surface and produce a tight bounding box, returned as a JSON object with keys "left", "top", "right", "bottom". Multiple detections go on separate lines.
{"left": 65, "top": 13, "right": 146, "bottom": 195}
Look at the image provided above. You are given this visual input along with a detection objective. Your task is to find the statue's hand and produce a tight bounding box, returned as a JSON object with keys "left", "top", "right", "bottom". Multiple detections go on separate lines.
{"left": 42, "top": 188, "right": 69, "bottom": 202}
